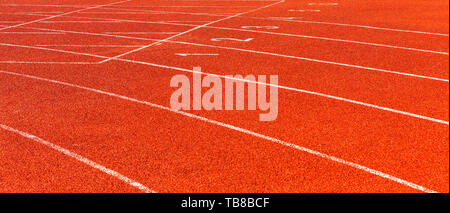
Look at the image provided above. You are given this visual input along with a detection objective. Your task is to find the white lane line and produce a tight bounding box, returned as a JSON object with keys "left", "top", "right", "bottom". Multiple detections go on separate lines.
{"left": 99, "top": 0, "right": 286, "bottom": 63}
{"left": 0, "top": 42, "right": 447, "bottom": 125}
{"left": 0, "top": 61, "right": 99, "bottom": 64}
{"left": 0, "top": 4, "right": 258, "bottom": 8}
{"left": 308, "top": 2, "right": 337, "bottom": 5}
{"left": 0, "top": 70, "right": 438, "bottom": 193}
{"left": 0, "top": 32, "right": 65, "bottom": 34}
{"left": 99, "top": 6, "right": 240, "bottom": 17}
{"left": 0, "top": 123, "right": 155, "bottom": 193}
{"left": 175, "top": 53, "right": 219, "bottom": 56}
{"left": 29, "top": 13, "right": 447, "bottom": 55}
{"left": 35, "top": 44, "right": 144, "bottom": 47}
{"left": 104, "top": 32, "right": 181, "bottom": 35}
{"left": 0, "top": 0, "right": 132, "bottom": 31}
{"left": 41, "top": 20, "right": 123, "bottom": 23}
{"left": 7, "top": 24, "right": 449, "bottom": 82}
{"left": 289, "top": 9, "right": 321, "bottom": 12}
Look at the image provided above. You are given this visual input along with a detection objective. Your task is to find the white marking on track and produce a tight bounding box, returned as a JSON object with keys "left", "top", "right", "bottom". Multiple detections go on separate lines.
{"left": 0, "top": 61, "right": 99, "bottom": 64}
{"left": 308, "top": 3, "right": 338, "bottom": 6}
{"left": 104, "top": 32, "right": 181, "bottom": 35}
{"left": 35, "top": 44, "right": 144, "bottom": 47}
{"left": 241, "top": 26, "right": 279, "bottom": 29}
{"left": 289, "top": 9, "right": 321, "bottom": 12}
{"left": 269, "top": 17, "right": 301, "bottom": 20}
{"left": 175, "top": 53, "right": 219, "bottom": 56}
{"left": 0, "top": 32, "right": 64, "bottom": 34}
{"left": 0, "top": 71, "right": 439, "bottom": 193}
{"left": 211, "top": 38, "right": 254, "bottom": 42}
{"left": 0, "top": 123, "right": 155, "bottom": 193}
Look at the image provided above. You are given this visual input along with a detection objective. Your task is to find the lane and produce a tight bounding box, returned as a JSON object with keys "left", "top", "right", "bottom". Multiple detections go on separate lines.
{"left": 0, "top": 127, "right": 145, "bottom": 193}
{"left": 1, "top": 60, "right": 448, "bottom": 192}
{"left": 2, "top": 39, "right": 447, "bottom": 124}
{"left": 114, "top": 41, "right": 449, "bottom": 122}
{"left": 247, "top": 0, "right": 449, "bottom": 35}
{"left": 0, "top": 70, "right": 432, "bottom": 192}
{"left": 25, "top": 15, "right": 449, "bottom": 80}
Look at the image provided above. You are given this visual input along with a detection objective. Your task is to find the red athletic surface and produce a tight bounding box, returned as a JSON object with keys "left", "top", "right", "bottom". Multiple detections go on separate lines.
{"left": 0, "top": 0, "right": 448, "bottom": 193}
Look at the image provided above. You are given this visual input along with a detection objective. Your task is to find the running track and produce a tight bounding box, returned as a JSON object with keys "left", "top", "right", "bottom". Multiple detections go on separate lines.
{"left": 0, "top": 0, "right": 448, "bottom": 193}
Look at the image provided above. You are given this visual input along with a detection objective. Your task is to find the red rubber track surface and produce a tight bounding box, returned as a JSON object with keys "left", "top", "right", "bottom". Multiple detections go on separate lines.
{"left": 0, "top": 0, "right": 448, "bottom": 193}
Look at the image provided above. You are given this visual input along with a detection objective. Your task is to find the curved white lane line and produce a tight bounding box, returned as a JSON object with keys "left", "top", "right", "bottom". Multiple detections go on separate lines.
{"left": 0, "top": 70, "right": 438, "bottom": 193}
{"left": 0, "top": 123, "right": 155, "bottom": 193}
{"left": 0, "top": 42, "right": 447, "bottom": 125}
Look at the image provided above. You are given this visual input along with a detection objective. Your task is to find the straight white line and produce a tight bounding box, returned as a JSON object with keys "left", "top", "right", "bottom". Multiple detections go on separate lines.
{"left": 0, "top": 42, "right": 114, "bottom": 59}
{"left": 0, "top": 70, "right": 438, "bottom": 193}
{"left": 175, "top": 53, "right": 219, "bottom": 56}
{"left": 0, "top": 4, "right": 258, "bottom": 8}
{"left": 0, "top": 123, "right": 155, "bottom": 193}
{"left": 0, "top": 0, "right": 132, "bottom": 31}
{"left": 0, "top": 42, "right": 447, "bottom": 125}
{"left": 0, "top": 32, "right": 65, "bottom": 34}
{"left": 104, "top": 32, "right": 181, "bottom": 34}
{"left": 6, "top": 24, "right": 448, "bottom": 82}
{"left": 35, "top": 44, "right": 144, "bottom": 47}
{"left": 0, "top": 61, "right": 99, "bottom": 64}
{"left": 99, "top": 0, "right": 286, "bottom": 63}
{"left": 41, "top": 20, "right": 123, "bottom": 23}
{"left": 30, "top": 10, "right": 228, "bottom": 16}
{"left": 308, "top": 3, "right": 339, "bottom": 6}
